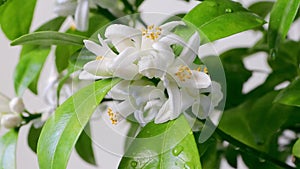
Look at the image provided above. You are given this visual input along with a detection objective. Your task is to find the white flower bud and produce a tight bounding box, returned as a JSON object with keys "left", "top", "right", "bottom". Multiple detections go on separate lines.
{"left": 1, "top": 114, "right": 22, "bottom": 129}
{"left": 9, "top": 97, "right": 25, "bottom": 113}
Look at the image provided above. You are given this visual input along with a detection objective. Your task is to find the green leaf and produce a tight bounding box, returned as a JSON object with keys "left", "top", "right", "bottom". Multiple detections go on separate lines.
{"left": 275, "top": 77, "right": 300, "bottom": 107}
{"left": 55, "top": 45, "right": 80, "bottom": 73}
{"left": 248, "top": 1, "right": 274, "bottom": 18}
{"left": 11, "top": 31, "right": 87, "bottom": 46}
{"left": 37, "top": 78, "right": 121, "bottom": 169}
{"left": 0, "top": 130, "right": 18, "bottom": 169}
{"left": 0, "top": 0, "right": 8, "bottom": 6}
{"left": 119, "top": 115, "right": 202, "bottom": 169}
{"left": 268, "top": 0, "right": 300, "bottom": 55}
{"left": 219, "top": 91, "right": 297, "bottom": 152}
{"left": 183, "top": 0, "right": 265, "bottom": 42}
{"left": 0, "top": 0, "right": 36, "bottom": 40}
{"left": 293, "top": 139, "right": 300, "bottom": 158}
{"left": 75, "top": 123, "right": 96, "bottom": 165}
{"left": 35, "top": 17, "right": 66, "bottom": 32}
{"left": 14, "top": 47, "right": 50, "bottom": 96}
{"left": 27, "top": 124, "right": 43, "bottom": 153}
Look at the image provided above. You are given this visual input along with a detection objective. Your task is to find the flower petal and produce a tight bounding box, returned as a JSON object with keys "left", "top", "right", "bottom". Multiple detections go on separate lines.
{"left": 54, "top": 0, "right": 77, "bottom": 16}
{"left": 179, "top": 32, "right": 200, "bottom": 65}
{"left": 83, "top": 59, "right": 113, "bottom": 77}
{"left": 74, "top": 0, "right": 89, "bottom": 31}
{"left": 160, "top": 21, "right": 185, "bottom": 32}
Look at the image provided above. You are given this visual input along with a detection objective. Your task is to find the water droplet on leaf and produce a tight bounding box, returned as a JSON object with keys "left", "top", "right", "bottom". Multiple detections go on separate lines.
{"left": 131, "top": 161, "right": 138, "bottom": 167}
{"left": 172, "top": 145, "right": 184, "bottom": 156}
{"left": 184, "top": 162, "right": 194, "bottom": 169}
{"left": 259, "top": 158, "right": 266, "bottom": 163}
{"left": 270, "top": 48, "right": 277, "bottom": 60}
{"left": 225, "top": 8, "right": 233, "bottom": 13}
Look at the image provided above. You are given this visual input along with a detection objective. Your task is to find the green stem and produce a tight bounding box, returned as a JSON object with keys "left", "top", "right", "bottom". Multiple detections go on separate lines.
{"left": 22, "top": 112, "right": 42, "bottom": 124}
{"left": 215, "top": 127, "right": 296, "bottom": 169}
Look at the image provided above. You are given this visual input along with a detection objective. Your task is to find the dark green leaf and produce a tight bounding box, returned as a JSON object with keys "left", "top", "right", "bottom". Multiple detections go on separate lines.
{"left": 35, "top": 17, "right": 66, "bottom": 32}
{"left": 37, "top": 78, "right": 121, "bottom": 169}
{"left": 27, "top": 124, "right": 43, "bottom": 153}
{"left": 219, "top": 92, "right": 295, "bottom": 151}
{"left": 0, "top": 0, "right": 36, "bottom": 40}
{"left": 75, "top": 123, "right": 96, "bottom": 165}
{"left": 135, "top": 0, "right": 144, "bottom": 8}
{"left": 275, "top": 77, "right": 300, "bottom": 107}
{"left": 183, "top": 0, "right": 265, "bottom": 42}
{"left": 0, "top": 0, "right": 8, "bottom": 6}
{"left": 293, "top": 139, "right": 300, "bottom": 158}
{"left": 0, "top": 130, "right": 18, "bottom": 169}
{"left": 268, "top": 0, "right": 300, "bottom": 55}
{"left": 11, "top": 31, "right": 87, "bottom": 46}
{"left": 119, "top": 115, "right": 202, "bottom": 169}
{"left": 248, "top": 1, "right": 274, "bottom": 18}
{"left": 14, "top": 47, "right": 50, "bottom": 96}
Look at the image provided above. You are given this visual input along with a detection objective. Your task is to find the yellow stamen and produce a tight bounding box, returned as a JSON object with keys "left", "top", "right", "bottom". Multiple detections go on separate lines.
{"left": 70, "top": 23, "right": 76, "bottom": 31}
{"left": 141, "top": 24, "right": 162, "bottom": 41}
{"left": 96, "top": 56, "right": 104, "bottom": 60}
{"left": 175, "top": 65, "right": 192, "bottom": 82}
{"left": 107, "top": 107, "right": 118, "bottom": 125}
{"left": 203, "top": 67, "right": 208, "bottom": 74}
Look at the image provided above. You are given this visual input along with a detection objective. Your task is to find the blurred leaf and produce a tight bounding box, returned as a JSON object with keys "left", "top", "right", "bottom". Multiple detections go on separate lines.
{"left": 135, "top": 0, "right": 144, "bottom": 8}
{"left": 28, "top": 124, "right": 43, "bottom": 153}
{"left": 219, "top": 91, "right": 296, "bottom": 152}
{"left": 183, "top": 0, "right": 265, "bottom": 42}
{"left": 225, "top": 145, "right": 238, "bottom": 168}
{"left": 119, "top": 115, "right": 202, "bottom": 169}
{"left": 75, "top": 123, "right": 96, "bottom": 165}
{"left": 37, "top": 79, "right": 121, "bottom": 169}
{"left": 275, "top": 77, "right": 300, "bottom": 107}
{"left": 248, "top": 1, "right": 274, "bottom": 18}
{"left": 14, "top": 47, "right": 50, "bottom": 96}
{"left": 0, "top": 0, "right": 8, "bottom": 6}
{"left": 220, "top": 48, "right": 252, "bottom": 109}
{"left": 0, "top": 0, "right": 36, "bottom": 40}
{"left": 268, "top": 0, "right": 300, "bottom": 56}
{"left": 20, "top": 17, "right": 66, "bottom": 94}
{"left": 11, "top": 31, "right": 87, "bottom": 46}
{"left": 293, "top": 139, "right": 300, "bottom": 158}
{"left": 0, "top": 130, "right": 18, "bottom": 169}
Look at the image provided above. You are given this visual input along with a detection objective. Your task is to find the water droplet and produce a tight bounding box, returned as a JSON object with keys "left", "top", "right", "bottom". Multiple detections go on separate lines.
{"left": 234, "top": 147, "right": 240, "bottom": 151}
{"left": 184, "top": 162, "right": 194, "bottom": 169}
{"left": 270, "top": 48, "right": 277, "bottom": 60}
{"left": 172, "top": 145, "right": 184, "bottom": 156}
{"left": 259, "top": 158, "right": 266, "bottom": 163}
{"left": 225, "top": 8, "right": 233, "bottom": 13}
{"left": 130, "top": 161, "right": 138, "bottom": 168}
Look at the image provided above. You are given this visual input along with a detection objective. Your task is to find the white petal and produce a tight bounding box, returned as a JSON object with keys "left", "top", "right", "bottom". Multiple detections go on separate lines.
{"left": 1, "top": 113, "right": 22, "bottom": 129}
{"left": 0, "top": 93, "right": 10, "bottom": 113}
{"left": 179, "top": 32, "right": 200, "bottom": 65}
{"left": 9, "top": 97, "right": 25, "bottom": 113}
{"left": 211, "top": 81, "right": 223, "bottom": 107}
{"left": 109, "top": 80, "right": 130, "bottom": 100}
{"left": 154, "top": 100, "right": 172, "bottom": 123}
{"left": 83, "top": 59, "right": 113, "bottom": 77}
{"left": 79, "top": 70, "right": 103, "bottom": 80}
{"left": 105, "top": 24, "right": 142, "bottom": 52}
{"left": 75, "top": 0, "right": 89, "bottom": 31}
{"left": 160, "top": 21, "right": 185, "bottom": 32}
{"left": 54, "top": 1, "right": 77, "bottom": 16}
{"left": 84, "top": 39, "right": 116, "bottom": 58}
{"left": 115, "top": 100, "right": 135, "bottom": 117}
{"left": 159, "top": 33, "right": 186, "bottom": 46}
{"left": 180, "top": 71, "right": 211, "bottom": 89}
{"left": 192, "top": 95, "right": 211, "bottom": 119}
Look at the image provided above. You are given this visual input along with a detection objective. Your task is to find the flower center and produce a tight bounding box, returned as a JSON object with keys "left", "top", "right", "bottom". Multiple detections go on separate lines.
{"left": 175, "top": 65, "right": 192, "bottom": 82}
{"left": 141, "top": 25, "right": 162, "bottom": 41}
{"left": 96, "top": 56, "right": 104, "bottom": 60}
{"left": 196, "top": 67, "right": 208, "bottom": 74}
{"left": 107, "top": 107, "right": 118, "bottom": 125}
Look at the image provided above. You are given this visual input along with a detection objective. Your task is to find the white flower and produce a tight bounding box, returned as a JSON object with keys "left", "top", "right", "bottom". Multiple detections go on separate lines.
{"left": 54, "top": 0, "right": 89, "bottom": 31}
{"left": 105, "top": 80, "right": 167, "bottom": 126}
{"left": 0, "top": 93, "right": 24, "bottom": 129}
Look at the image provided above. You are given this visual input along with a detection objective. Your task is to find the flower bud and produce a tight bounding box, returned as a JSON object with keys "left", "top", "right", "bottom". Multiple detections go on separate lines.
{"left": 9, "top": 97, "right": 25, "bottom": 113}
{"left": 1, "top": 114, "right": 22, "bottom": 129}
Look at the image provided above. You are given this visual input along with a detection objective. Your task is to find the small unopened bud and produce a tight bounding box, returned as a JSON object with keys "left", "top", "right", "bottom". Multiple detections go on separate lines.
{"left": 1, "top": 114, "right": 22, "bottom": 129}
{"left": 9, "top": 97, "right": 25, "bottom": 113}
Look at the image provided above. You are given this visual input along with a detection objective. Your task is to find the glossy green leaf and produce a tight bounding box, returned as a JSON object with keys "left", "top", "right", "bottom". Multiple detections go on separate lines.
{"left": 119, "top": 115, "right": 202, "bottom": 169}
{"left": 37, "top": 78, "right": 121, "bottom": 169}
{"left": 27, "top": 124, "right": 43, "bottom": 153}
{"left": 183, "top": 0, "right": 265, "bottom": 42}
{"left": 275, "top": 77, "right": 300, "bottom": 107}
{"left": 268, "top": 0, "right": 300, "bottom": 54}
{"left": 11, "top": 31, "right": 87, "bottom": 46}
{"left": 293, "top": 139, "right": 300, "bottom": 158}
{"left": 75, "top": 123, "right": 96, "bottom": 165}
{"left": 55, "top": 45, "right": 80, "bottom": 73}
{"left": 0, "top": 130, "right": 18, "bottom": 169}
{"left": 219, "top": 91, "right": 297, "bottom": 152}
{"left": 0, "top": 0, "right": 36, "bottom": 40}
{"left": 248, "top": 1, "right": 274, "bottom": 18}
{"left": 14, "top": 47, "right": 50, "bottom": 96}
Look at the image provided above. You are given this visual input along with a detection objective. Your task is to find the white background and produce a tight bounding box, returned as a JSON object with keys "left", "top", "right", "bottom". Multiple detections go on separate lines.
{"left": 1, "top": 0, "right": 299, "bottom": 168}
